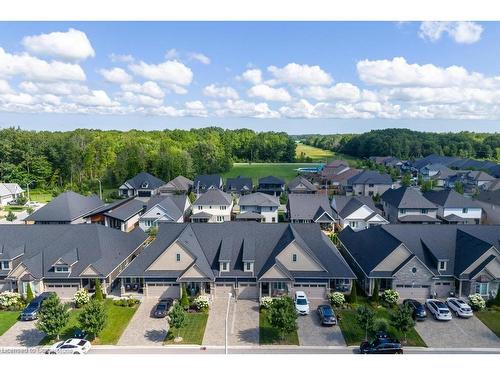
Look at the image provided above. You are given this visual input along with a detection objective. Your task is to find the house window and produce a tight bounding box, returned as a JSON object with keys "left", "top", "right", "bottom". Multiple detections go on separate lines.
{"left": 217, "top": 216, "right": 224, "bottom": 222}
{"left": 222, "top": 262, "right": 229, "bottom": 271}
{"left": 421, "top": 209, "right": 428, "bottom": 214}
{"left": 292, "top": 254, "right": 297, "bottom": 262}
{"left": 176, "top": 253, "right": 181, "bottom": 262}
{"left": 272, "top": 217, "right": 276, "bottom": 223}
{"left": 246, "top": 262, "right": 251, "bottom": 271}
{"left": 349, "top": 221, "right": 358, "bottom": 228}
{"left": 368, "top": 184, "right": 374, "bottom": 187}
{"left": 475, "top": 282, "right": 489, "bottom": 295}
{"left": 438, "top": 261, "right": 447, "bottom": 271}
{"left": 1, "top": 261, "right": 10, "bottom": 270}
{"left": 272, "top": 281, "right": 287, "bottom": 291}
{"left": 462, "top": 208, "right": 468, "bottom": 214}
{"left": 198, "top": 206, "right": 202, "bottom": 210}
{"left": 411, "top": 267, "right": 417, "bottom": 274}
{"left": 55, "top": 266, "right": 69, "bottom": 273}
{"left": 220, "top": 206, "right": 226, "bottom": 210}
{"left": 400, "top": 209, "right": 406, "bottom": 214}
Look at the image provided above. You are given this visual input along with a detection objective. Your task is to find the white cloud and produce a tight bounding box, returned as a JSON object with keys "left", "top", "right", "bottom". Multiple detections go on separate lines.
{"left": 19, "top": 81, "right": 89, "bottom": 96}
{"left": 109, "top": 53, "right": 134, "bottom": 63}
{"left": 189, "top": 52, "right": 211, "bottom": 65}
{"left": 0, "top": 48, "right": 86, "bottom": 82}
{"left": 247, "top": 84, "right": 291, "bottom": 102}
{"left": 296, "top": 83, "right": 360, "bottom": 101}
{"left": 268, "top": 63, "right": 333, "bottom": 86}
{"left": 71, "top": 90, "right": 117, "bottom": 107}
{"left": 99, "top": 67, "right": 132, "bottom": 84}
{"left": 239, "top": 69, "right": 262, "bottom": 85}
{"left": 213, "top": 99, "right": 280, "bottom": 118}
{"left": 0, "top": 79, "right": 13, "bottom": 94}
{"left": 419, "top": 22, "right": 483, "bottom": 44}
{"left": 184, "top": 100, "right": 208, "bottom": 116}
{"left": 118, "top": 91, "right": 163, "bottom": 107}
{"left": 165, "top": 49, "right": 180, "bottom": 60}
{"left": 0, "top": 92, "right": 35, "bottom": 105}
{"left": 120, "top": 81, "right": 164, "bottom": 99}
{"left": 128, "top": 60, "right": 193, "bottom": 87}
{"left": 203, "top": 84, "right": 239, "bottom": 99}
{"left": 22, "top": 28, "right": 95, "bottom": 61}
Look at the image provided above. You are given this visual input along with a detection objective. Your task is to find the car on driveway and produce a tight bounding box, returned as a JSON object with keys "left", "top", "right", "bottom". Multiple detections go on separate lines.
{"left": 425, "top": 299, "right": 452, "bottom": 321}
{"left": 317, "top": 304, "right": 337, "bottom": 326}
{"left": 294, "top": 291, "right": 310, "bottom": 315}
{"left": 152, "top": 298, "right": 173, "bottom": 318}
{"left": 446, "top": 297, "right": 473, "bottom": 318}
{"left": 46, "top": 339, "right": 91, "bottom": 354}
{"left": 20, "top": 292, "right": 54, "bottom": 321}
{"left": 403, "top": 299, "right": 427, "bottom": 321}
{"left": 359, "top": 337, "right": 403, "bottom": 354}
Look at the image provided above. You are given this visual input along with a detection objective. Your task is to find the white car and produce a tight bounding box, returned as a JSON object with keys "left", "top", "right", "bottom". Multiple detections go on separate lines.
{"left": 46, "top": 338, "right": 91, "bottom": 354}
{"left": 446, "top": 297, "right": 473, "bottom": 318}
{"left": 294, "top": 291, "right": 310, "bottom": 315}
{"left": 425, "top": 299, "right": 452, "bottom": 321}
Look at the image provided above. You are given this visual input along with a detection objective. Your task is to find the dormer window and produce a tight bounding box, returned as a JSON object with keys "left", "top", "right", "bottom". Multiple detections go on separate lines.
{"left": 176, "top": 253, "right": 181, "bottom": 262}
{"left": 421, "top": 209, "right": 428, "bottom": 214}
{"left": 0, "top": 261, "right": 10, "bottom": 270}
{"left": 462, "top": 208, "right": 468, "bottom": 214}
{"left": 438, "top": 261, "right": 447, "bottom": 271}
{"left": 55, "top": 265, "right": 69, "bottom": 273}
{"left": 246, "top": 262, "right": 251, "bottom": 271}
{"left": 220, "top": 261, "right": 230, "bottom": 272}
{"left": 292, "top": 254, "right": 298, "bottom": 262}
{"left": 141, "top": 182, "right": 149, "bottom": 189}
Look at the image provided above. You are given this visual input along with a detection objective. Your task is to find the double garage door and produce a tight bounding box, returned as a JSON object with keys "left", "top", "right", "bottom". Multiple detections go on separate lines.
{"left": 237, "top": 283, "right": 258, "bottom": 300}
{"left": 293, "top": 283, "right": 327, "bottom": 299}
{"left": 395, "top": 284, "right": 431, "bottom": 300}
{"left": 44, "top": 283, "right": 80, "bottom": 299}
{"left": 146, "top": 282, "right": 180, "bottom": 299}
{"left": 215, "top": 283, "right": 234, "bottom": 298}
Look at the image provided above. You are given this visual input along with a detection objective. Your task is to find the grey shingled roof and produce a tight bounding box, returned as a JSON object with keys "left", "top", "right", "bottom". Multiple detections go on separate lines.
{"left": 238, "top": 192, "right": 279, "bottom": 207}
{"left": 194, "top": 189, "right": 232, "bottom": 206}
{"left": 381, "top": 187, "right": 437, "bottom": 209}
{"left": 104, "top": 199, "right": 146, "bottom": 221}
{"left": 423, "top": 189, "right": 482, "bottom": 209}
{"left": 259, "top": 176, "right": 285, "bottom": 185}
{"left": 235, "top": 212, "right": 264, "bottom": 220}
{"left": 25, "top": 191, "right": 104, "bottom": 222}
{"left": 226, "top": 176, "right": 253, "bottom": 193}
{"left": 142, "top": 195, "right": 188, "bottom": 222}
{"left": 193, "top": 175, "right": 223, "bottom": 191}
{"left": 159, "top": 176, "right": 193, "bottom": 193}
{"left": 397, "top": 214, "right": 440, "bottom": 223}
{"left": 348, "top": 170, "right": 392, "bottom": 185}
{"left": 287, "top": 194, "right": 335, "bottom": 222}
{"left": 123, "top": 172, "right": 165, "bottom": 190}
{"left": 332, "top": 196, "right": 380, "bottom": 218}
{"left": 288, "top": 176, "right": 317, "bottom": 193}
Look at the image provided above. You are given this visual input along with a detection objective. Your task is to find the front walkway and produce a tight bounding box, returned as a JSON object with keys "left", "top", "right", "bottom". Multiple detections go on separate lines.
{"left": 0, "top": 320, "right": 45, "bottom": 347}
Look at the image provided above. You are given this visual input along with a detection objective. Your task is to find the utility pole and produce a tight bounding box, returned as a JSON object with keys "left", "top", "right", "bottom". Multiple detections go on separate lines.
{"left": 95, "top": 178, "right": 103, "bottom": 200}
{"left": 26, "top": 181, "right": 34, "bottom": 203}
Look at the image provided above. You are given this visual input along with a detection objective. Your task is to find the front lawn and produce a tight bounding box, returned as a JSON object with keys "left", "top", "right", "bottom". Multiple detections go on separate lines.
{"left": 164, "top": 312, "right": 208, "bottom": 345}
{"left": 39, "top": 308, "right": 81, "bottom": 345}
{"left": 476, "top": 309, "right": 500, "bottom": 338}
{"left": 97, "top": 299, "right": 138, "bottom": 345}
{"left": 259, "top": 309, "right": 299, "bottom": 345}
{"left": 338, "top": 303, "right": 426, "bottom": 347}
{"left": 0, "top": 311, "right": 20, "bottom": 336}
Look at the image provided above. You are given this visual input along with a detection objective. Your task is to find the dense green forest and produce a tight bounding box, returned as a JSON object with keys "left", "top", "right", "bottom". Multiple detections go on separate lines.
{"left": 0, "top": 127, "right": 295, "bottom": 193}
{"left": 303, "top": 129, "right": 500, "bottom": 161}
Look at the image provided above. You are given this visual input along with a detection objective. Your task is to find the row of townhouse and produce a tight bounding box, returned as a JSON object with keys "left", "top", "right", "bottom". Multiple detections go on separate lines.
{"left": 1, "top": 222, "right": 498, "bottom": 303}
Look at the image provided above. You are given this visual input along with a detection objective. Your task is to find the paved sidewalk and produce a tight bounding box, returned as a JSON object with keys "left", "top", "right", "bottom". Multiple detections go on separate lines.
{"left": 0, "top": 320, "right": 45, "bottom": 347}
{"left": 117, "top": 299, "right": 168, "bottom": 346}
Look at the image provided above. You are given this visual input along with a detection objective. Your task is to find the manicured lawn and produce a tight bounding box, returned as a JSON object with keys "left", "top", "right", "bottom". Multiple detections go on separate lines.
{"left": 29, "top": 189, "right": 53, "bottom": 203}
{"left": 39, "top": 307, "right": 81, "bottom": 345}
{"left": 97, "top": 299, "right": 138, "bottom": 345}
{"left": 296, "top": 143, "right": 334, "bottom": 162}
{"left": 338, "top": 304, "right": 426, "bottom": 347}
{"left": 0, "top": 311, "right": 20, "bottom": 336}
{"left": 164, "top": 312, "right": 208, "bottom": 345}
{"left": 476, "top": 309, "right": 500, "bottom": 338}
{"left": 223, "top": 162, "right": 322, "bottom": 184}
{"left": 259, "top": 309, "right": 299, "bottom": 345}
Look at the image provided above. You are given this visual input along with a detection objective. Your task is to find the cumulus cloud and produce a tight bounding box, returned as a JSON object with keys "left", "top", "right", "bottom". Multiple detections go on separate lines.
{"left": 0, "top": 79, "right": 13, "bottom": 94}
{"left": 188, "top": 52, "right": 211, "bottom": 65}
{"left": 22, "top": 28, "right": 95, "bottom": 61}
{"left": 109, "top": 53, "right": 134, "bottom": 63}
{"left": 19, "top": 81, "right": 89, "bottom": 96}
{"left": 71, "top": 90, "right": 117, "bottom": 107}
{"left": 239, "top": 68, "right": 262, "bottom": 85}
{"left": 268, "top": 63, "right": 333, "bottom": 86}
{"left": 213, "top": 99, "right": 280, "bottom": 119}
{"left": 419, "top": 22, "right": 483, "bottom": 44}
{"left": 128, "top": 60, "right": 193, "bottom": 87}
{"left": 296, "top": 83, "right": 361, "bottom": 101}
{"left": 99, "top": 67, "right": 132, "bottom": 84}
{"left": 118, "top": 91, "right": 163, "bottom": 107}
{"left": 247, "top": 84, "right": 291, "bottom": 102}
{"left": 184, "top": 100, "right": 208, "bottom": 116}
{"left": 203, "top": 84, "right": 239, "bottom": 99}
{"left": 120, "top": 81, "right": 164, "bottom": 99}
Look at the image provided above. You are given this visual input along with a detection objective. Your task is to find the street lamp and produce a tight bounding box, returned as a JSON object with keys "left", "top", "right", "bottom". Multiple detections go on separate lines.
{"left": 225, "top": 292, "right": 232, "bottom": 355}
{"left": 26, "top": 181, "right": 34, "bottom": 203}
{"left": 95, "top": 178, "right": 103, "bottom": 200}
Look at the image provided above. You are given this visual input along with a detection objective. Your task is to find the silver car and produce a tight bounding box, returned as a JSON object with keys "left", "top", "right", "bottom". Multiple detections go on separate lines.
{"left": 446, "top": 298, "right": 473, "bottom": 318}
{"left": 425, "top": 299, "right": 452, "bottom": 321}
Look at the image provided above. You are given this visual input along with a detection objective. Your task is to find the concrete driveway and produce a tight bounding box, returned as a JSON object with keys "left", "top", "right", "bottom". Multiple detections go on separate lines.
{"left": 297, "top": 300, "right": 346, "bottom": 347}
{"left": 0, "top": 320, "right": 45, "bottom": 347}
{"left": 203, "top": 297, "right": 259, "bottom": 346}
{"left": 117, "top": 298, "right": 168, "bottom": 346}
{"left": 414, "top": 315, "right": 500, "bottom": 348}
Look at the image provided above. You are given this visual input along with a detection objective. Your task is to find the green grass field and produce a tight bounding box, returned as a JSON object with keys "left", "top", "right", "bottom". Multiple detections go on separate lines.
{"left": 97, "top": 299, "right": 138, "bottom": 344}
{"left": 259, "top": 309, "right": 299, "bottom": 345}
{"left": 476, "top": 309, "right": 500, "bottom": 338}
{"left": 223, "top": 162, "right": 321, "bottom": 184}
{"left": 0, "top": 311, "right": 20, "bottom": 336}
{"left": 295, "top": 143, "right": 361, "bottom": 165}
{"left": 164, "top": 312, "right": 208, "bottom": 345}
{"left": 29, "top": 189, "right": 53, "bottom": 203}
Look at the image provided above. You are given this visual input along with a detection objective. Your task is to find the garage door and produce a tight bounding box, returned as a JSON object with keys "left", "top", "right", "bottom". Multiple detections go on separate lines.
{"left": 237, "top": 283, "right": 258, "bottom": 300}
{"left": 395, "top": 284, "right": 431, "bottom": 300}
{"left": 215, "top": 283, "right": 234, "bottom": 298}
{"left": 293, "top": 284, "right": 327, "bottom": 299}
{"left": 146, "top": 283, "right": 180, "bottom": 299}
{"left": 44, "top": 283, "right": 80, "bottom": 299}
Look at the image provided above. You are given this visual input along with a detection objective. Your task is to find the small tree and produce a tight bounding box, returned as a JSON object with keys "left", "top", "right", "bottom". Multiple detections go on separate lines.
{"left": 420, "top": 180, "right": 433, "bottom": 193}
{"left": 349, "top": 282, "right": 358, "bottom": 304}
{"left": 25, "top": 283, "right": 34, "bottom": 303}
{"left": 188, "top": 191, "right": 196, "bottom": 204}
{"left": 147, "top": 226, "right": 158, "bottom": 238}
{"left": 373, "top": 317, "right": 390, "bottom": 333}
{"left": 169, "top": 302, "right": 186, "bottom": 340}
{"left": 401, "top": 172, "right": 411, "bottom": 187}
{"left": 78, "top": 300, "right": 107, "bottom": 340}
{"left": 370, "top": 279, "right": 380, "bottom": 304}
{"left": 36, "top": 294, "right": 70, "bottom": 340}
{"left": 93, "top": 279, "right": 104, "bottom": 301}
{"left": 180, "top": 285, "right": 190, "bottom": 310}
{"left": 454, "top": 181, "right": 464, "bottom": 194}
{"left": 356, "top": 304, "right": 375, "bottom": 341}
{"left": 267, "top": 296, "right": 298, "bottom": 341}
{"left": 391, "top": 305, "right": 415, "bottom": 343}
{"left": 6, "top": 210, "right": 16, "bottom": 222}
{"left": 26, "top": 207, "right": 34, "bottom": 215}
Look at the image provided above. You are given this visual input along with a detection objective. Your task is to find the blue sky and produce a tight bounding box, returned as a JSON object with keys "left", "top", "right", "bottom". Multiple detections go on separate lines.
{"left": 0, "top": 21, "right": 500, "bottom": 133}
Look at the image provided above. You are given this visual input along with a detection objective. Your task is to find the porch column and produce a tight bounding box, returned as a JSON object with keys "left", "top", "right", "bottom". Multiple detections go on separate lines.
{"left": 120, "top": 278, "right": 125, "bottom": 296}
{"left": 458, "top": 280, "right": 463, "bottom": 297}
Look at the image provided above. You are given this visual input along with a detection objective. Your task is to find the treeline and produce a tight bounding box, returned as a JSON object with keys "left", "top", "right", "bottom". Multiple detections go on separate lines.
{"left": 303, "top": 129, "right": 500, "bottom": 161}
{"left": 0, "top": 127, "right": 295, "bottom": 192}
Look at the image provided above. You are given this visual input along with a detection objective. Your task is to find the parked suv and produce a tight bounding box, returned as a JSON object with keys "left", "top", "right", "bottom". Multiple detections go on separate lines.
{"left": 446, "top": 298, "right": 473, "bottom": 318}
{"left": 425, "top": 299, "right": 452, "bottom": 321}
{"left": 20, "top": 292, "right": 54, "bottom": 321}
{"left": 403, "top": 299, "right": 427, "bottom": 321}
{"left": 294, "top": 291, "right": 310, "bottom": 315}
{"left": 317, "top": 304, "right": 337, "bottom": 326}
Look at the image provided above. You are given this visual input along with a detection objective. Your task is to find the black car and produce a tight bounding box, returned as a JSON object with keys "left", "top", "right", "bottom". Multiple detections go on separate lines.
{"left": 152, "top": 298, "right": 173, "bottom": 318}
{"left": 359, "top": 337, "right": 403, "bottom": 354}
{"left": 317, "top": 304, "right": 337, "bottom": 326}
{"left": 20, "top": 292, "right": 54, "bottom": 321}
{"left": 403, "top": 299, "right": 427, "bottom": 321}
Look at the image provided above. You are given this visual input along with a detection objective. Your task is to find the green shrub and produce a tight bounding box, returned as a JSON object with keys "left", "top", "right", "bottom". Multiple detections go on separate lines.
{"left": 373, "top": 317, "right": 389, "bottom": 332}
{"left": 492, "top": 285, "right": 500, "bottom": 307}
{"left": 348, "top": 282, "right": 358, "bottom": 304}
{"left": 180, "top": 285, "right": 190, "bottom": 310}
{"left": 26, "top": 283, "right": 34, "bottom": 303}
{"left": 260, "top": 296, "right": 274, "bottom": 309}
{"left": 370, "top": 280, "right": 380, "bottom": 304}
{"left": 93, "top": 279, "right": 104, "bottom": 301}
{"left": 328, "top": 292, "right": 345, "bottom": 307}
{"left": 468, "top": 293, "right": 486, "bottom": 311}
{"left": 381, "top": 289, "right": 399, "bottom": 306}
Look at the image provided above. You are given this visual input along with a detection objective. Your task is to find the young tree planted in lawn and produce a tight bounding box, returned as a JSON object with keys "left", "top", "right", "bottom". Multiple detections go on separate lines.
{"left": 391, "top": 305, "right": 415, "bottom": 343}
{"left": 169, "top": 302, "right": 186, "bottom": 341}
{"left": 25, "top": 283, "right": 34, "bottom": 303}
{"left": 180, "top": 285, "right": 190, "bottom": 310}
{"left": 349, "top": 282, "right": 358, "bottom": 304}
{"left": 78, "top": 300, "right": 107, "bottom": 340}
{"left": 267, "top": 296, "right": 298, "bottom": 341}
{"left": 6, "top": 210, "right": 16, "bottom": 222}
{"left": 94, "top": 279, "right": 104, "bottom": 301}
{"left": 356, "top": 304, "right": 375, "bottom": 341}
{"left": 401, "top": 172, "right": 412, "bottom": 187}
{"left": 370, "top": 279, "right": 379, "bottom": 305}
{"left": 36, "top": 294, "right": 70, "bottom": 340}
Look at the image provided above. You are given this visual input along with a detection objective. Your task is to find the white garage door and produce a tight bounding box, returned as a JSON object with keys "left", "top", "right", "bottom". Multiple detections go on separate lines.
{"left": 44, "top": 283, "right": 80, "bottom": 299}
{"left": 215, "top": 283, "right": 234, "bottom": 298}
{"left": 146, "top": 283, "right": 180, "bottom": 299}
{"left": 395, "top": 284, "right": 431, "bottom": 300}
{"left": 237, "top": 283, "right": 259, "bottom": 300}
{"left": 293, "top": 283, "right": 327, "bottom": 299}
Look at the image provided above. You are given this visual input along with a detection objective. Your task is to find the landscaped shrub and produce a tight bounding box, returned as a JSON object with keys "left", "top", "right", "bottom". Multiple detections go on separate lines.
{"left": 372, "top": 317, "right": 389, "bottom": 333}
{"left": 113, "top": 297, "right": 139, "bottom": 307}
{"left": 348, "top": 282, "right": 358, "bottom": 304}
{"left": 328, "top": 292, "right": 345, "bottom": 307}
{"left": 93, "top": 279, "right": 104, "bottom": 301}
{"left": 0, "top": 291, "right": 24, "bottom": 310}
{"left": 260, "top": 296, "right": 274, "bottom": 309}
{"left": 370, "top": 280, "right": 380, "bottom": 304}
{"left": 468, "top": 293, "right": 486, "bottom": 311}
{"left": 26, "top": 283, "right": 34, "bottom": 303}
{"left": 381, "top": 289, "right": 399, "bottom": 306}
{"left": 73, "top": 288, "right": 90, "bottom": 307}
{"left": 180, "top": 285, "right": 190, "bottom": 310}
{"left": 193, "top": 295, "right": 210, "bottom": 312}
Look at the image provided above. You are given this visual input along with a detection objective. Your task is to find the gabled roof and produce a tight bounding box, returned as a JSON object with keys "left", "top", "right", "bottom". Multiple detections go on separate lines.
{"left": 25, "top": 191, "right": 104, "bottom": 222}
{"left": 226, "top": 176, "right": 253, "bottom": 193}
{"left": 397, "top": 214, "right": 440, "bottom": 223}
{"left": 0, "top": 183, "right": 24, "bottom": 195}
{"left": 420, "top": 163, "right": 455, "bottom": 178}
{"left": 104, "top": 199, "right": 146, "bottom": 221}
{"left": 235, "top": 212, "right": 264, "bottom": 220}
{"left": 347, "top": 170, "right": 392, "bottom": 185}
{"left": 466, "top": 170, "right": 496, "bottom": 182}
{"left": 381, "top": 187, "right": 437, "bottom": 209}
{"left": 287, "top": 194, "right": 335, "bottom": 222}
{"left": 258, "top": 175, "right": 285, "bottom": 185}
{"left": 159, "top": 176, "right": 193, "bottom": 193}
{"left": 142, "top": 195, "right": 188, "bottom": 222}
{"left": 123, "top": 172, "right": 165, "bottom": 190}
{"left": 423, "top": 189, "right": 481, "bottom": 209}
{"left": 238, "top": 192, "right": 279, "bottom": 207}
{"left": 193, "top": 175, "right": 222, "bottom": 191}
{"left": 194, "top": 189, "right": 232, "bottom": 206}
{"left": 411, "top": 154, "right": 461, "bottom": 170}
{"left": 475, "top": 190, "right": 500, "bottom": 206}
{"left": 332, "top": 196, "right": 379, "bottom": 219}
{"left": 288, "top": 176, "right": 317, "bottom": 192}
